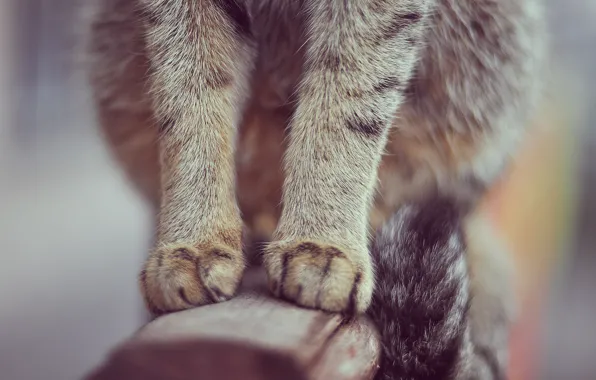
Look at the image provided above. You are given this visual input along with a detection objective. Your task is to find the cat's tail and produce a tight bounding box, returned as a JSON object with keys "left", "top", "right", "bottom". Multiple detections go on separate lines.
{"left": 368, "top": 197, "right": 473, "bottom": 380}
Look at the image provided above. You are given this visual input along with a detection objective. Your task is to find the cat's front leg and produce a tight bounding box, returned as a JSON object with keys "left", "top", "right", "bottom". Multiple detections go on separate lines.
{"left": 138, "top": 0, "right": 256, "bottom": 314}
{"left": 264, "top": 0, "right": 434, "bottom": 313}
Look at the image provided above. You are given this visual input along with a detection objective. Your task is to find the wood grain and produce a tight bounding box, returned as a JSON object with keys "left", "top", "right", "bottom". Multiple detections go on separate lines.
{"left": 85, "top": 268, "right": 380, "bottom": 380}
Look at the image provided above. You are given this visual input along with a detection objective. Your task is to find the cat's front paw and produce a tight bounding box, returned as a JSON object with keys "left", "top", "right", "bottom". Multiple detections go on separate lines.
{"left": 264, "top": 241, "right": 372, "bottom": 313}
{"left": 139, "top": 243, "right": 245, "bottom": 315}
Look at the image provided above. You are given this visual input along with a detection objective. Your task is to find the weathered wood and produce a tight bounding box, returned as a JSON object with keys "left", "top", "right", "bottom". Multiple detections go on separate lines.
{"left": 86, "top": 268, "right": 380, "bottom": 380}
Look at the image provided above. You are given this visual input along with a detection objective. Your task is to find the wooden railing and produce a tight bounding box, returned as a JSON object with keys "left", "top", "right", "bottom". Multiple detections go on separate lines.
{"left": 86, "top": 267, "right": 380, "bottom": 380}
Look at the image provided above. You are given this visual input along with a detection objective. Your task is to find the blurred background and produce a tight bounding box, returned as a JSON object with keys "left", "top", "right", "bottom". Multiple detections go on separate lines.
{"left": 0, "top": 0, "right": 594, "bottom": 379}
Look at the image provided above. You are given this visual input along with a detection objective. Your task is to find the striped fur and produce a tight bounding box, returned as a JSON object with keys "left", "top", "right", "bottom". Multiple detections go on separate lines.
{"left": 83, "top": 0, "right": 544, "bottom": 377}
{"left": 369, "top": 198, "right": 513, "bottom": 380}
{"left": 370, "top": 198, "right": 470, "bottom": 379}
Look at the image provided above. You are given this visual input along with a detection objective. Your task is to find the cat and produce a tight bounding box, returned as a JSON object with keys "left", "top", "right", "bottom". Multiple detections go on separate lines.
{"left": 84, "top": 0, "right": 546, "bottom": 378}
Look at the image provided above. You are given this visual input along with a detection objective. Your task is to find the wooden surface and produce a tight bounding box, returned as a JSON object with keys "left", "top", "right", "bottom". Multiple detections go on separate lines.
{"left": 85, "top": 268, "right": 380, "bottom": 380}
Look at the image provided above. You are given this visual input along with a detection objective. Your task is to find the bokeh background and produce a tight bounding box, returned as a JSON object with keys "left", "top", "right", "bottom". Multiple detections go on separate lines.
{"left": 0, "top": 1, "right": 594, "bottom": 379}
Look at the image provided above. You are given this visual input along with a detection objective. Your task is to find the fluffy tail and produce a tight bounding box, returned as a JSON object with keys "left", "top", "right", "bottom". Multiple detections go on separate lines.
{"left": 368, "top": 197, "right": 473, "bottom": 380}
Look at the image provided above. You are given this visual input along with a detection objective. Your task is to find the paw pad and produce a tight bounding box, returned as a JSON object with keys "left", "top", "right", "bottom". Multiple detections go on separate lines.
{"left": 264, "top": 241, "right": 371, "bottom": 313}
{"left": 139, "top": 244, "right": 245, "bottom": 314}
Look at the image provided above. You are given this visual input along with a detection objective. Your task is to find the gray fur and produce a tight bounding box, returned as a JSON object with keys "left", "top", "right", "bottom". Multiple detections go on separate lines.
{"left": 370, "top": 199, "right": 513, "bottom": 379}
